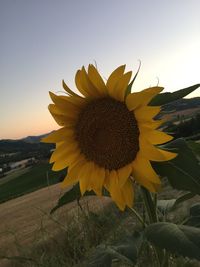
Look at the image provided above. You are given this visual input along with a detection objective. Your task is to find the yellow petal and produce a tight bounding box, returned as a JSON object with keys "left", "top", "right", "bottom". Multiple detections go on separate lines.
{"left": 67, "top": 157, "right": 86, "bottom": 176}
{"left": 139, "top": 137, "right": 166, "bottom": 161}
{"left": 49, "top": 92, "right": 80, "bottom": 117}
{"left": 75, "top": 69, "right": 90, "bottom": 97}
{"left": 154, "top": 183, "right": 162, "bottom": 192}
{"left": 132, "top": 170, "right": 158, "bottom": 193}
{"left": 126, "top": 87, "right": 163, "bottom": 110}
{"left": 48, "top": 105, "right": 77, "bottom": 126}
{"left": 139, "top": 127, "right": 173, "bottom": 145}
{"left": 117, "top": 163, "right": 132, "bottom": 187}
{"left": 104, "top": 169, "right": 110, "bottom": 187}
{"left": 41, "top": 127, "right": 74, "bottom": 143}
{"left": 139, "top": 137, "right": 177, "bottom": 161}
{"left": 48, "top": 104, "right": 78, "bottom": 129}
{"left": 91, "top": 164, "right": 105, "bottom": 196}
{"left": 75, "top": 67, "right": 100, "bottom": 98}
{"left": 61, "top": 158, "right": 86, "bottom": 188}
{"left": 52, "top": 150, "right": 80, "bottom": 171}
{"left": 50, "top": 141, "right": 78, "bottom": 163}
{"left": 121, "top": 179, "right": 134, "bottom": 208}
{"left": 62, "top": 80, "right": 80, "bottom": 97}
{"left": 106, "top": 170, "right": 125, "bottom": 210}
{"left": 132, "top": 152, "right": 161, "bottom": 184}
{"left": 60, "top": 94, "right": 86, "bottom": 108}
{"left": 157, "top": 148, "right": 177, "bottom": 161}
{"left": 110, "top": 71, "right": 132, "bottom": 101}
{"left": 106, "top": 65, "right": 125, "bottom": 92}
{"left": 139, "top": 119, "right": 165, "bottom": 130}
{"left": 48, "top": 104, "right": 66, "bottom": 126}
{"left": 134, "top": 106, "right": 161, "bottom": 122}
{"left": 132, "top": 158, "right": 160, "bottom": 192}
{"left": 79, "top": 161, "right": 94, "bottom": 195}
{"left": 61, "top": 174, "right": 77, "bottom": 189}
{"left": 88, "top": 64, "right": 107, "bottom": 95}
{"left": 80, "top": 67, "right": 101, "bottom": 97}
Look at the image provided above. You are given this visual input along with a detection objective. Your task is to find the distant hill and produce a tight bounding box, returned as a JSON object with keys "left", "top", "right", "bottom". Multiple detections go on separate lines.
{"left": 0, "top": 132, "right": 53, "bottom": 145}
{"left": 21, "top": 132, "right": 53, "bottom": 143}
{"left": 0, "top": 132, "right": 54, "bottom": 155}
{"left": 0, "top": 139, "right": 54, "bottom": 154}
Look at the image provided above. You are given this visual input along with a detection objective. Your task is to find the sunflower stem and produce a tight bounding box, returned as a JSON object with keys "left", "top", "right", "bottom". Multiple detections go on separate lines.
{"left": 129, "top": 207, "right": 146, "bottom": 227}
{"left": 154, "top": 193, "right": 158, "bottom": 210}
{"left": 161, "top": 250, "right": 170, "bottom": 267}
{"left": 141, "top": 187, "right": 164, "bottom": 267}
{"left": 141, "top": 187, "right": 158, "bottom": 223}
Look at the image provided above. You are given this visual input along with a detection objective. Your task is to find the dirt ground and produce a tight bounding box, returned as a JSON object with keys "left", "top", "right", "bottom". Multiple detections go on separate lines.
{"left": 0, "top": 183, "right": 111, "bottom": 267}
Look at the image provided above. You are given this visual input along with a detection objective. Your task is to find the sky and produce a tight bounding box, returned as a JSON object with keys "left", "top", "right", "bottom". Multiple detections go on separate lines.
{"left": 0, "top": 0, "right": 199, "bottom": 139}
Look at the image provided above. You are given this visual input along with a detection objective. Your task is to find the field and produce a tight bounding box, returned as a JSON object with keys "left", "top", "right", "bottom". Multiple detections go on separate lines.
{"left": 1, "top": 141, "right": 199, "bottom": 205}
{"left": 0, "top": 141, "right": 200, "bottom": 266}
{"left": 1, "top": 182, "right": 200, "bottom": 267}
{"left": 0, "top": 162, "right": 65, "bottom": 204}
{"left": 0, "top": 167, "right": 30, "bottom": 186}
{"left": 0, "top": 183, "right": 112, "bottom": 267}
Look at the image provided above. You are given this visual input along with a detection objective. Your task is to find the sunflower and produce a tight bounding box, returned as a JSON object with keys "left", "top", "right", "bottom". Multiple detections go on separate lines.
{"left": 42, "top": 65, "right": 177, "bottom": 210}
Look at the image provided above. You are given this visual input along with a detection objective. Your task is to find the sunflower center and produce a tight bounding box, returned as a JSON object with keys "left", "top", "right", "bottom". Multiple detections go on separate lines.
{"left": 75, "top": 97, "right": 139, "bottom": 170}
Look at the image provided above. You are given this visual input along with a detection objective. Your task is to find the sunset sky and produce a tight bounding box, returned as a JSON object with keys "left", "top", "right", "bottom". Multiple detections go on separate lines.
{"left": 0, "top": 0, "right": 199, "bottom": 139}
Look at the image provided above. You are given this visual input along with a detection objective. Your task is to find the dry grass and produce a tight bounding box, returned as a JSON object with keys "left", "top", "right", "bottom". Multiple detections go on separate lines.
{"left": 1, "top": 182, "right": 200, "bottom": 267}
{"left": 0, "top": 183, "right": 113, "bottom": 267}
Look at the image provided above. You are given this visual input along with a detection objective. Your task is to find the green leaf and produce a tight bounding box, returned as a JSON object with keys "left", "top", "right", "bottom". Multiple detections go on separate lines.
{"left": 150, "top": 84, "right": 200, "bottom": 106}
{"left": 145, "top": 222, "right": 200, "bottom": 260}
{"left": 157, "top": 193, "right": 195, "bottom": 214}
{"left": 185, "top": 216, "right": 200, "bottom": 228}
{"left": 50, "top": 184, "right": 110, "bottom": 214}
{"left": 187, "top": 140, "right": 200, "bottom": 159}
{"left": 184, "top": 203, "right": 200, "bottom": 228}
{"left": 153, "top": 139, "right": 200, "bottom": 195}
{"left": 88, "top": 246, "right": 112, "bottom": 267}
{"left": 157, "top": 199, "right": 177, "bottom": 214}
{"left": 125, "top": 61, "right": 141, "bottom": 97}
{"left": 50, "top": 183, "right": 81, "bottom": 214}
{"left": 175, "top": 192, "right": 196, "bottom": 205}
{"left": 88, "top": 232, "right": 143, "bottom": 266}
{"left": 112, "top": 231, "right": 143, "bottom": 263}
{"left": 190, "top": 203, "right": 200, "bottom": 217}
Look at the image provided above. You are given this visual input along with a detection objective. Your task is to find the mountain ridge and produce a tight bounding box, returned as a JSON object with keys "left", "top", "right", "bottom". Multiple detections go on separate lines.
{"left": 1, "top": 97, "right": 200, "bottom": 143}
{"left": 0, "top": 132, "right": 53, "bottom": 144}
